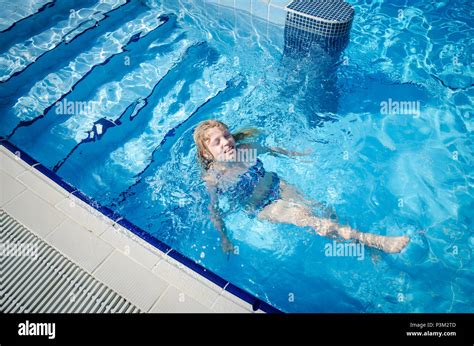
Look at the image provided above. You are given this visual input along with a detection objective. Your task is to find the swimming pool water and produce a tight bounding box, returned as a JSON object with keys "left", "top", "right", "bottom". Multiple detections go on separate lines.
{"left": 0, "top": 0, "right": 472, "bottom": 312}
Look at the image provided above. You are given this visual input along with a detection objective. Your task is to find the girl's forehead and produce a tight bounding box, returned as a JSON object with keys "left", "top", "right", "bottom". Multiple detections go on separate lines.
{"left": 206, "top": 126, "right": 226, "bottom": 138}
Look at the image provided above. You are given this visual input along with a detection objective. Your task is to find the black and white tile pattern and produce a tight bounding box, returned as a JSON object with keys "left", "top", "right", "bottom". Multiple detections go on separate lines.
{"left": 284, "top": 0, "right": 354, "bottom": 55}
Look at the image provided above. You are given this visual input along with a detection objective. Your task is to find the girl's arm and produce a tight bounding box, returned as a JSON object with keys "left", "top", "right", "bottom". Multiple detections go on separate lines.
{"left": 268, "top": 145, "right": 311, "bottom": 157}
{"left": 248, "top": 142, "right": 311, "bottom": 158}
{"left": 205, "top": 177, "right": 234, "bottom": 254}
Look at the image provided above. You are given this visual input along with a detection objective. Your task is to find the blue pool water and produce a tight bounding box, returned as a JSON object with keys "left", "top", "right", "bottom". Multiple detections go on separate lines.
{"left": 0, "top": 0, "right": 472, "bottom": 312}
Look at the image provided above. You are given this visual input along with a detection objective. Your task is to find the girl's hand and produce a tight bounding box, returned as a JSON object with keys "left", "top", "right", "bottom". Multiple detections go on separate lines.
{"left": 295, "top": 148, "right": 313, "bottom": 156}
{"left": 221, "top": 237, "right": 234, "bottom": 255}
{"left": 269, "top": 146, "right": 313, "bottom": 158}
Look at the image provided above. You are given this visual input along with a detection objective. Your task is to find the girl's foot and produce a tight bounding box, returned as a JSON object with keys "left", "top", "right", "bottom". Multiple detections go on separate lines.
{"left": 374, "top": 236, "right": 410, "bottom": 253}
{"left": 380, "top": 235, "right": 410, "bottom": 253}
{"left": 354, "top": 232, "right": 410, "bottom": 253}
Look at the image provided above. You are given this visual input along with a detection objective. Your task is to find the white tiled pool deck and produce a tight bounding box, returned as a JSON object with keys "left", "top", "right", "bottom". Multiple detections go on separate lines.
{"left": 0, "top": 145, "right": 262, "bottom": 313}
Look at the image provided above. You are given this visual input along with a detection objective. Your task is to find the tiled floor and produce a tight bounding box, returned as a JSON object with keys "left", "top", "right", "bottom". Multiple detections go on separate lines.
{"left": 0, "top": 146, "right": 259, "bottom": 313}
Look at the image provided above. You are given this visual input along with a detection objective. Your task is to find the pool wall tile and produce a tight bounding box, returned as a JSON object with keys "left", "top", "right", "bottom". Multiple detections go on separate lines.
{"left": 167, "top": 249, "right": 229, "bottom": 288}
{"left": 251, "top": 0, "right": 270, "bottom": 22}
{"left": 239, "top": 0, "right": 253, "bottom": 13}
{"left": 225, "top": 282, "right": 281, "bottom": 313}
{"left": 94, "top": 250, "right": 169, "bottom": 312}
{"left": 270, "top": 0, "right": 292, "bottom": 8}
{"left": 212, "top": 295, "right": 252, "bottom": 313}
{"left": 0, "top": 149, "right": 29, "bottom": 177}
{"left": 215, "top": 290, "right": 255, "bottom": 312}
{"left": 149, "top": 285, "right": 212, "bottom": 313}
{"left": 152, "top": 258, "right": 222, "bottom": 309}
{"left": 219, "top": 0, "right": 236, "bottom": 10}
{"left": 3, "top": 189, "right": 66, "bottom": 238}
{"left": 268, "top": 3, "right": 287, "bottom": 25}
{"left": 56, "top": 196, "right": 112, "bottom": 236}
{"left": 46, "top": 218, "right": 114, "bottom": 273}
{"left": 0, "top": 170, "right": 26, "bottom": 207}
{"left": 16, "top": 170, "right": 68, "bottom": 205}
{"left": 1, "top": 141, "right": 39, "bottom": 167}
{"left": 108, "top": 222, "right": 171, "bottom": 260}
{"left": 116, "top": 217, "right": 172, "bottom": 254}
{"left": 204, "top": 0, "right": 251, "bottom": 13}
{"left": 204, "top": 0, "right": 291, "bottom": 25}
{"left": 100, "top": 225, "right": 162, "bottom": 270}
{"left": 36, "top": 167, "right": 76, "bottom": 194}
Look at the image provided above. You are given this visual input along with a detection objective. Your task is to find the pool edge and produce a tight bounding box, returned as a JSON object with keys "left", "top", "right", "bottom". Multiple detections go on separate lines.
{"left": 0, "top": 138, "right": 283, "bottom": 314}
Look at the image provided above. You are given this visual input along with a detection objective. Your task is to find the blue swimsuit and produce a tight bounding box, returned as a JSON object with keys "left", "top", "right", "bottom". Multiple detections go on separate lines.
{"left": 214, "top": 159, "right": 281, "bottom": 214}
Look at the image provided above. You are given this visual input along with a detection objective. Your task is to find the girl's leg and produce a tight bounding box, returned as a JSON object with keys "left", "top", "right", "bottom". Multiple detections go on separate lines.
{"left": 278, "top": 180, "right": 338, "bottom": 221}
{"left": 257, "top": 183, "right": 410, "bottom": 253}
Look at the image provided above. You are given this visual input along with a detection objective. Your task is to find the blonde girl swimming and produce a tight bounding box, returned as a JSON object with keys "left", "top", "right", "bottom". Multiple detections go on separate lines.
{"left": 193, "top": 120, "right": 410, "bottom": 254}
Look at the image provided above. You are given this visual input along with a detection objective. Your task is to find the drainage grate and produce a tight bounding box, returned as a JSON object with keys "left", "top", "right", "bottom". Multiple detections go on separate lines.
{"left": 0, "top": 209, "right": 141, "bottom": 313}
{"left": 284, "top": 0, "right": 354, "bottom": 55}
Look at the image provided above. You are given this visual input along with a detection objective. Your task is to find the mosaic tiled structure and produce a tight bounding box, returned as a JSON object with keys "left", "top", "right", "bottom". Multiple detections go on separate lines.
{"left": 284, "top": 0, "right": 355, "bottom": 56}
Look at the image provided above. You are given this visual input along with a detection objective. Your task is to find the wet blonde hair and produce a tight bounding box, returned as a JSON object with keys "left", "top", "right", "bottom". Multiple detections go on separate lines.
{"left": 193, "top": 119, "right": 259, "bottom": 170}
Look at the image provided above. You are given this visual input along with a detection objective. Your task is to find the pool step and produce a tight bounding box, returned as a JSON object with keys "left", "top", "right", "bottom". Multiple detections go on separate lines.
{"left": 0, "top": 209, "right": 141, "bottom": 313}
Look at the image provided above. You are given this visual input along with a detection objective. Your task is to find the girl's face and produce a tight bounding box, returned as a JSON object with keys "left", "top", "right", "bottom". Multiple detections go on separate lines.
{"left": 205, "top": 126, "right": 236, "bottom": 161}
